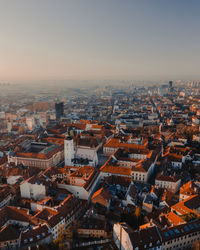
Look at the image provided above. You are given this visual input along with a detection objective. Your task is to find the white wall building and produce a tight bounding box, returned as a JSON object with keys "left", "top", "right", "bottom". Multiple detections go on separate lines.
{"left": 113, "top": 223, "right": 133, "bottom": 250}
{"left": 58, "top": 172, "right": 100, "bottom": 200}
{"left": 26, "top": 117, "right": 35, "bottom": 131}
{"left": 155, "top": 174, "right": 181, "bottom": 193}
{"left": 64, "top": 135, "right": 74, "bottom": 166}
{"left": 20, "top": 180, "right": 46, "bottom": 200}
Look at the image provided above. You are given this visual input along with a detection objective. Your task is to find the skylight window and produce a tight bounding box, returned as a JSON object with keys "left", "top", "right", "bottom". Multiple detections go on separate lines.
{"left": 189, "top": 224, "right": 194, "bottom": 230}
{"left": 184, "top": 226, "right": 189, "bottom": 232}
{"left": 164, "top": 232, "right": 169, "bottom": 238}
{"left": 174, "top": 229, "right": 180, "bottom": 234}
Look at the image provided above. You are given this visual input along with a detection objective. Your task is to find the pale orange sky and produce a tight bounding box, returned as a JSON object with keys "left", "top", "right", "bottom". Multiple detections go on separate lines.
{"left": 0, "top": 0, "right": 200, "bottom": 82}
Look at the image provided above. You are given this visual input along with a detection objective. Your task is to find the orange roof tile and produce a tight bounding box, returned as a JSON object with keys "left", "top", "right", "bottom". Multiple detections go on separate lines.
{"left": 180, "top": 181, "right": 196, "bottom": 195}
{"left": 167, "top": 211, "right": 184, "bottom": 226}
{"left": 172, "top": 195, "right": 200, "bottom": 216}
{"left": 100, "top": 165, "right": 131, "bottom": 176}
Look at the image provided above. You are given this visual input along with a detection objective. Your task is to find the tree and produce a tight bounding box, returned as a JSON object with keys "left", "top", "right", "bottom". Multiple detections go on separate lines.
{"left": 65, "top": 225, "right": 73, "bottom": 240}
{"left": 53, "top": 224, "right": 66, "bottom": 249}
{"left": 134, "top": 207, "right": 141, "bottom": 229}
{"left": 192, "top": 240, "right": 200, "bottom": 250}
{"left": 134, "top": 206, "right": 141, "bottom": 219}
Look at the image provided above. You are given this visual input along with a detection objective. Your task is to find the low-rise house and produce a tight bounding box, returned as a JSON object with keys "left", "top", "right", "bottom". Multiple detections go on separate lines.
{"left": 179, "top": 181, "right": 199, "bottom": 201}
{"left": 20, "top": 171, "right": 50, "bottom": 200}
{"left": 168, "top": 154, "right": 183, "bottom": 169}
{"left": 7, "top": 175, "right": 22, "bottom": 185}
{"left": 103, "top": 138, "right": 121, "bottom": 156}
{"left": 159, "top": 189, "right": 174, "bottom": 208}
{"left": 142, "top": 194, "right": 154, "bottom": 213}
{"left": 77, "top": 216, "right": 108, "bottom": 238}
{"left": 159, "top": 219, "right": 200, "bottom": 250}
{"left": 193, "top": 134, "right": 200, "bottom": 142}
{"left": 0, "top": 155, "right": 7, "bottom": 168}
{"left": 114, "top": 220, "right": 200, "bottom": 250}
{"left": 64, "top": 133, "right": 101, "bottom": 167}
{"left": 58, "top": 165, "right": 100, "bottom": 200}
{"left": 155, "top": 173, "right": 181, "bottom": 193}
{"left": 101, "top": 142, "right": 158, "bottom": 183}
{"left": 100, "top": 153, "right": 133, "bottom": 179}
{"left": 0, "top": 185, "right": 13, "bottom": 208}
{"left": 113, "top": 222, "right": 162, "bottom": 250}
{"left": 9, "top": 142, "right": 64, "bottom": 169}
{"left": 91, "top": 187, "right": 111, "bottom": 209}
{"left": 100, "top": 164, "right": 132, "bottom": 179}
{"left": 172, "top": 194, "right": 200, "bottom": 216}
{"left": 113, "top": 222, "right": 134, "bottom": 250}
{"left": 75, "top": 137, "right": 100, "bottom": 166}
{"left": 132, "top": 150, "right": 159, "bottom": 183}
{"left": 103, "top": 137, "right": 147, "bottom": 156}
{"left": 0, "top": 163, "right": 41, "bottom": 185}
{"left": 103, "top": 175, "right": 132, "bottom": 192}
{"left": 0, "top": 206, "right": 37, "bottom": 229}
{"left": 125, "top": 183, "right": 138, "bottom": 206}
{"left": 34, "top": 195, "right": 86, "bottom": 241}
{"left": 21, "top": 224, "right": 52, "bottom": 249}
{"left": 167, "top": 211, "right": 185, "bottom": 226}
{"left": 0, "top": 225, "right": 21, "bottom": 250}
{"left": 113, "top": 148, "right": 150, "bottom": 168}
{"left": 163, "top": 146, "right": 188, "bottom": 169}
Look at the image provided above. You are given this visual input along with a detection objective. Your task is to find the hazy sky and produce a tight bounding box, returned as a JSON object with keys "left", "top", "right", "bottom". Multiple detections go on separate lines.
{"left": 0, "top": 0, "right": 200, "bottom": 82}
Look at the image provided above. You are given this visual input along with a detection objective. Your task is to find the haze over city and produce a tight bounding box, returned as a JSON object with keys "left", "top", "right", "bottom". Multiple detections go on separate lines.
{"left": 1, "top": 1, "right": 200, "bottom": 250}
{"left": 0, "top": 0, "right": 200, "bottom": 83}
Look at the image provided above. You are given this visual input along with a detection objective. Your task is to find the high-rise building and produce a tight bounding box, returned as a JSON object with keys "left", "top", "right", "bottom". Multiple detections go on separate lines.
{"left": 169, "top": 81, "right": 173, "bottom": 92}
{"left": 55, "top": 102, "right": 64, "bottom": 120}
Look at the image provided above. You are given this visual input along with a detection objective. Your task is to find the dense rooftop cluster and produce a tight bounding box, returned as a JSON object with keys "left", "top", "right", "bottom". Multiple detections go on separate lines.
{"left": 0, "top": 81, "right": 200, "bottom": 249}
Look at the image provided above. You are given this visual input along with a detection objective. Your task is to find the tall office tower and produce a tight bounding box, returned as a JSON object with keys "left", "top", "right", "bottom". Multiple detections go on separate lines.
{"left": 169, "top": 81, "right": 173, "bottom": 92}
{"left": 55, "top": 102, "right": 64, "bottom": 120}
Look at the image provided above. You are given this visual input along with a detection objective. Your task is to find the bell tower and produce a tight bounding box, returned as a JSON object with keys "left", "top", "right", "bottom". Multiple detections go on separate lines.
{"left": 64, "top": 129, "right": 74, "bottom": 166}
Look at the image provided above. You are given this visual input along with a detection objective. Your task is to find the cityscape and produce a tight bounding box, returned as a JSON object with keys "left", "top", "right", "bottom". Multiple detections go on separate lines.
{"left": 0, "top": 81, "right": 200, "bottom": 249}
{"left": 1, "top": 1, "right": 200, "bottom": 250}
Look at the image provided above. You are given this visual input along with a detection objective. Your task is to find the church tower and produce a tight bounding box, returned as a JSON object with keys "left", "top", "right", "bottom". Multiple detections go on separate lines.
{"left": 64, "top": 130, "right": 74, "bottom": 166}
